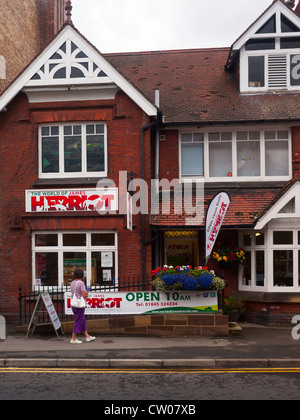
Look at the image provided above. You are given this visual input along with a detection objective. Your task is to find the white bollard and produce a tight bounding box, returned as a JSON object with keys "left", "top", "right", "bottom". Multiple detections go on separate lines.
{"left": 0, "top": 315, "right": 6, "bottom": 340}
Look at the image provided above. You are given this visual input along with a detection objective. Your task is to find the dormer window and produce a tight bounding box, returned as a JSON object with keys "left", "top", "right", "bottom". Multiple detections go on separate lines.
{"left": 236, "top": 3, "right": 300, "bottom": 93}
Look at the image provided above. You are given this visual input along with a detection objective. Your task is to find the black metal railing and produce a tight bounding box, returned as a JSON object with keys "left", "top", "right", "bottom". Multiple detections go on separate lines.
{"left": 18, "top": 277, "right": 153, "bottom": 326}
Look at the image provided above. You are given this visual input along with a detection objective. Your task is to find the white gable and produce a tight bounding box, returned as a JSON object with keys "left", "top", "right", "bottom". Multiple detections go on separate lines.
{"left": 26, "top": 38, "right": 111, "bottom": 86}
{"left": 232, "top": 0, "right": 300, "bottom": 51}
{"left": 0, "top": 25, "right": 157, "bottom": 116}
{"left": 255, "top": 181, "right": 300, "bottom": 229}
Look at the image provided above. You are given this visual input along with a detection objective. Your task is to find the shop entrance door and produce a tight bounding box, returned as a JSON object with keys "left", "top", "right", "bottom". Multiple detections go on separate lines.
{"left": 165, "top": 231, "right": 199, "bottom": 267}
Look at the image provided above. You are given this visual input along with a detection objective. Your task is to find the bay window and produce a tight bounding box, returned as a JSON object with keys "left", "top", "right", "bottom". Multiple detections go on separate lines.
{"left": 239, "top": 229, "right": 300, "bottom": 292}
{"left": 32, "top": 231, "right": 117, "bottom": 289}
{"left": 39, "top": 122, "right": 107, "bottom": 178}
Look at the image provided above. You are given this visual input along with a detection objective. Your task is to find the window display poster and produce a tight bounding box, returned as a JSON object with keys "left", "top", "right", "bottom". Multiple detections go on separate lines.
{"left": 103, "top": 270, "right": 112, "bottom": 282}
{"left": 101, "top": 251, "right": 113, "bottom": 267}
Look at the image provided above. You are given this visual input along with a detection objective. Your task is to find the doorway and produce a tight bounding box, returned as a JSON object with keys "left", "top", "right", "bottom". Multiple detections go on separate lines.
{"left": 165, "top": 231, "right": 199, "bottom": 267}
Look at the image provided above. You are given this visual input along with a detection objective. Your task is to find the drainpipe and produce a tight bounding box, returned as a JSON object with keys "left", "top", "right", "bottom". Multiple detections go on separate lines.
{"left": 141, "top": 120, "right": 157, "bottom": 289}
{"left": 154, "top": 90, "right": 160, "bottom": 185}
{"left": 140, "top": 98, "right": 162, "bottom": 288}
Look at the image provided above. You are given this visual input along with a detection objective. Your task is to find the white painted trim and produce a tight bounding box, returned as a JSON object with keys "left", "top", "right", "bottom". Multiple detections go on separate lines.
{"left": 23, "top": 86, "right": 119, "bottom": 103}
{"left": 232, "top": 1, "right": 300, "bottom": 51}
{"left": 255, "top": 181, "right": 300, "bottom": 230}
{"left": 0, "top": 26, "right": 157, "bottom": 116}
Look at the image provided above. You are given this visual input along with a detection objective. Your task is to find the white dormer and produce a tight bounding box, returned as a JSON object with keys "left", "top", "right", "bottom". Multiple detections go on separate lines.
{"left": 229, "top": 1, "right": 300, "bottom": 93}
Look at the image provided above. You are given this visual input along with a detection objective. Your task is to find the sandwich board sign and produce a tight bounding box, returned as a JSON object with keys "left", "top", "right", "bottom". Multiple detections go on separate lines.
{"left": 26, "top": 293, "right": 63, "bottom": 339}
{"left": 0, "top": 315, "right": 5, "bottom": 340}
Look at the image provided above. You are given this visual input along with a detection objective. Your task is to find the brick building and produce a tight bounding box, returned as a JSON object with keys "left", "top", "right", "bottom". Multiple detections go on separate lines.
{"left": 0, "top": 0, "right": 68, "bottom": 94}
{"left": 1, "top": 0, "right": 300, "bottom": 325}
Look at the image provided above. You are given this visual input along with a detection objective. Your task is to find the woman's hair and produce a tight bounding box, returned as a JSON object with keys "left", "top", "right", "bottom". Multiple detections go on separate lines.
{"left": 73, "top": 268, "right": 84, "bottom": 279}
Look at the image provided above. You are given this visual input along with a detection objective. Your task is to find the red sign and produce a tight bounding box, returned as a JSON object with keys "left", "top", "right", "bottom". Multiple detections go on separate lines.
{"left": 26, "top": 188, "right": 118, "bottom": 212}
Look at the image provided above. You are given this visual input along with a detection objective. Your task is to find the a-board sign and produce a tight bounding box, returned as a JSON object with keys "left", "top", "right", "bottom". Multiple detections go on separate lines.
{"left": 41, "top": 293, "right": 62, "bottom": 331}
{"left": 26, "top": 293, "right": 63, "bottom": 339}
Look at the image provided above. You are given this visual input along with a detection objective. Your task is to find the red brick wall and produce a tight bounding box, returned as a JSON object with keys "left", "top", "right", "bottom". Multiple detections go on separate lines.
{"left": 159, "top": 130, "right": 179, "bottom": 181}
{"left": 0, "top": 0, "right": 66, "bottom": 94}
{"left": 0, "top": 0, "right": 40, "bottom": 93}
{"left": 39, "top": 0, "right": 67, "bottom": 51}
{"left": 0, "top": 91, "right": 153, "bottom": 322}
{"left": 292, "top": 126, "right": 300, "bottom": 155}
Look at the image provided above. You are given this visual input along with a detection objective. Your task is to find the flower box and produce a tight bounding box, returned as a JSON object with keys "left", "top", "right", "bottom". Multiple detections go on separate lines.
{"left": 151, "top": 265, "right": 226, "bottom": 293}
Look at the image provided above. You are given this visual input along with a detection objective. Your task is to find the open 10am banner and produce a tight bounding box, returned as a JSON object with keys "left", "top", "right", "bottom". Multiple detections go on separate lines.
{"left": 64, "top": 291, "right": 218, "bottom": 315}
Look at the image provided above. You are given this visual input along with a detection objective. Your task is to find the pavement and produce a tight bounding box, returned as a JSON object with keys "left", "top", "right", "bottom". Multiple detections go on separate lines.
{"left": 1, "top": 323, "right": 300, "bottom": 369}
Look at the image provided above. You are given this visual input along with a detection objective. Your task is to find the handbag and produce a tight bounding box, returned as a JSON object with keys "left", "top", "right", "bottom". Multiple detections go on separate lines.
{"left": 71, "top": 281, "right": 86, "bottom": 308}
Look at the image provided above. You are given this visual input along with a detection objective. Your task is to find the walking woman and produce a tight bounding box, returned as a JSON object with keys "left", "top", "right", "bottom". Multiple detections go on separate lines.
{"left": 70, "top": 268, "right": 95, "bottom": 344}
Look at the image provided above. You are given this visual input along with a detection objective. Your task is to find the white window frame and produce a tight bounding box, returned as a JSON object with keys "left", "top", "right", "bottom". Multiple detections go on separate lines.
{"left": 179, "top": 126, "right": 292, "bottom": 182}
{"left": 32, "top": 231, "right": 118, "bottom": 290}
{"left": 239, "top": 226, "right": 300, "bottom": 293}
{"left": 239, "top": 230, "right": 267, "bottom": 292}
{"left": 241, "top": 48, "right": 300, "bottom": 93}
{"left": 39, "top": 122, "right": 108, "bottom": 179}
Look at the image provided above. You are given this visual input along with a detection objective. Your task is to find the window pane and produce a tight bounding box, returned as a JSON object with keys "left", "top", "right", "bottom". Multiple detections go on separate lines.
{"left": 35, "top": 252, "right": 58, "bottom": 287}
{"left": 91, "top": 233, "right": 115, "bottom": 246}
{"left": 256, "top": 251, "right": 265, "bottom": 287}
{"left": 273, "top": 231, "right": 293, "bottom": 245}
{"left": 256, "top": 15, "right": 276, "bottom": 34}
{"left": 181, "top": 133, "right": 192, "bottom": 143}
{"left": 42, "top": 137, "right": 59, "bottom": 173}
{"left": 299, "top": 251, "right": 300, "bottom": 287}
{"left": 290, "top": 54, "right": 300, "bottom": 86}
{"left": 91, "top": 252, "right": 115, "bottom": 287}
{"left": 281, "top": 14, "right": 300, "bottom": 33}
{"left": 63, "top": 252, "right": 86, "bottom": 286}
{"left": 64, "top": 126, "right": 72, "bottom": 135}
{"left": 194, "top": 133, "right": 204, "bottom": 142}
{"left": 237, "top": 131, "right": 248, "bottom": 141}
{"left": 243, "top": 233, "right": 252, "bottom": 247}
{"left": 42, "top": 127, "right": 49, "bottom": 136}
{"left": 248, "top": 56, "right": 265, "bottom": 88}
{"left": 273, "top": 250, "right": 293, "bottom": 287}
{"left": 87, "top": 135, "right": 105, "bottom": 172}
{"left": 70, "top": 67, "right": 85, "bottom": 78}
{"left": 264, "top": 131, "right": 276, "bottom": 140}
{"left": 243, "top": 251, "right": 252, "bottom": 286}
{"left": 255, "top": 232, "right": 264, "bottom": 246}
{"left": 35, "top": 234, "right": 58, "bottom": 247}
{"left": 64, "top": 135, "right": 82, "bottom": 173}
{"left": 265, "top": 141, "right": 289, "bottom": 176}
{"left": 208, "top": 133, "right": 219, "bottom": 141}
{"left": 221, "top": 132, "right": 232, "bottom": 141}
{"left": 96, "top": 125, "right": 104, "bottom": 134}
{"left": 63, "top": 234, "right": 86, "bottom": 247}
{"left": 237, "top": 141, "right": 260, "bottom": 176}
{"left": 246, "top": 38, "right": 275, "bottom": 51}
{"left": 181, "top": 144, "right": 204, "bottom": 176}
{"left": 281, "top": 37, "right": 300, "bottom": 49}
{"left": 209, "top": 142, "right": 232, "bottom": 177}
{"left": 277, "top": 131, "right": 289, "bottom": 140}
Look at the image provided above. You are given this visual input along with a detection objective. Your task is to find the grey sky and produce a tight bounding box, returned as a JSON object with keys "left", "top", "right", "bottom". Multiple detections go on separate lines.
{"left": 71, "top": 0, "right": 273, "bottom": 53}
